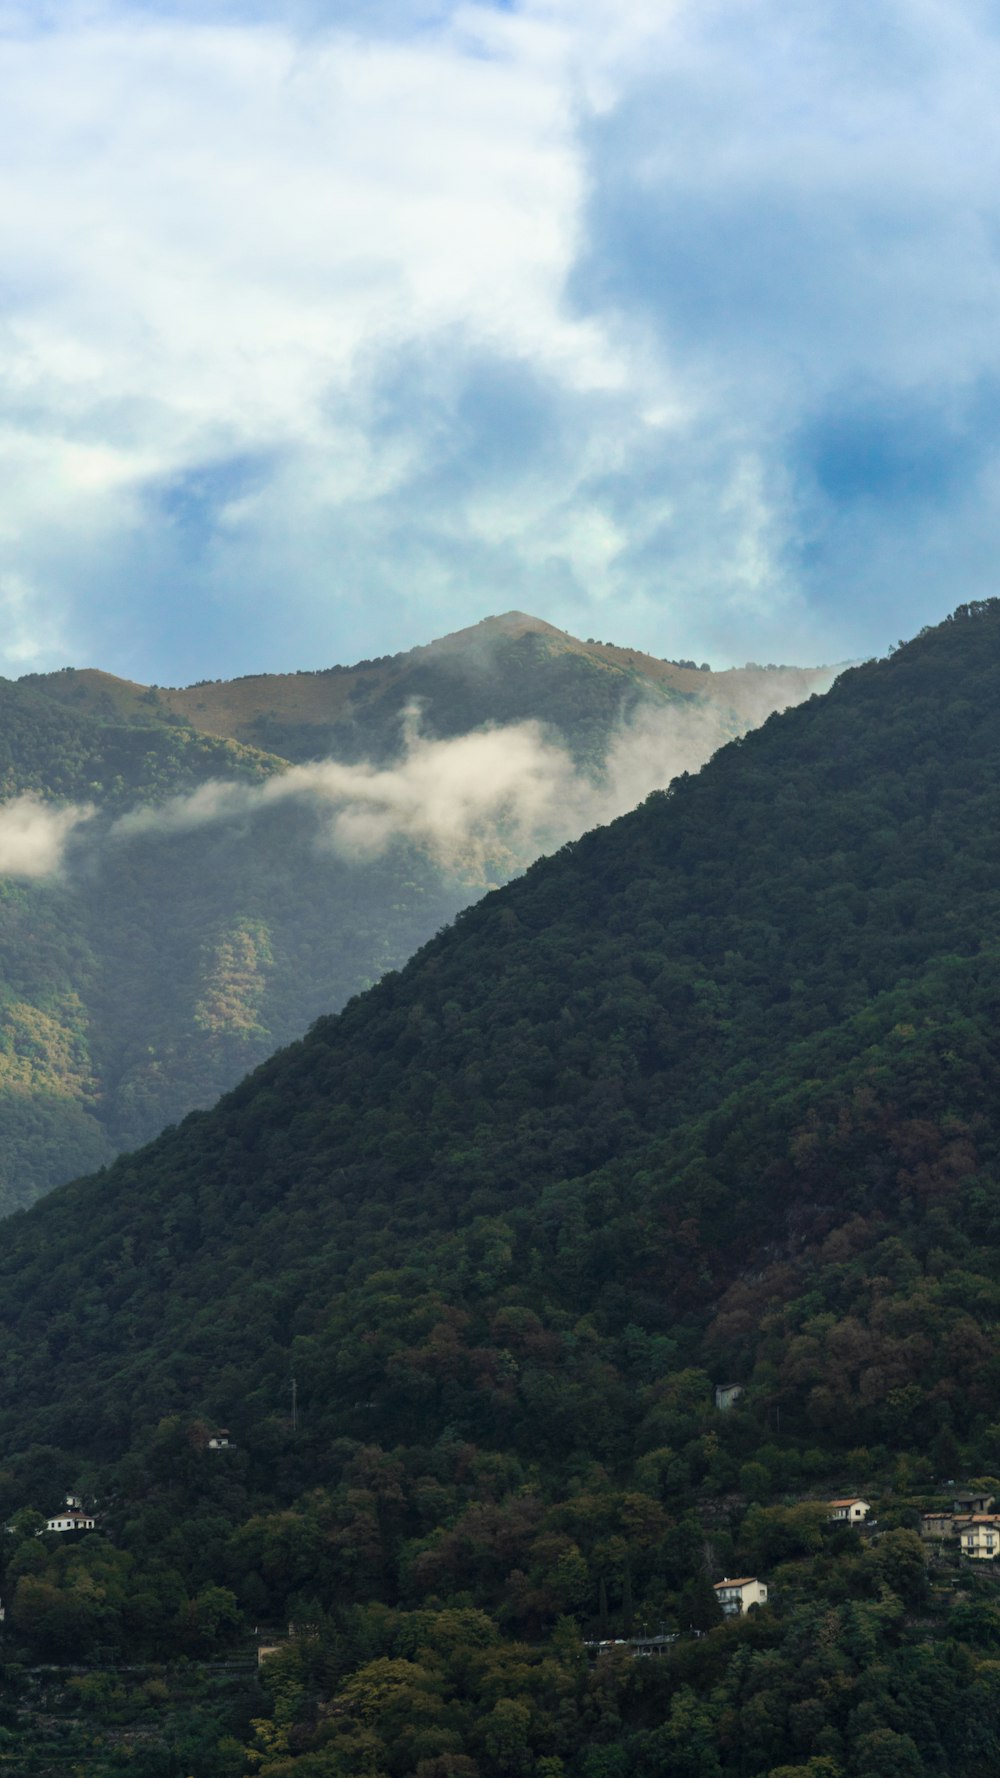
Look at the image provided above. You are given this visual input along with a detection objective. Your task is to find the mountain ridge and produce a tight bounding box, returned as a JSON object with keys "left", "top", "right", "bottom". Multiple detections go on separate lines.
{"left": 22, "top": 610, "right": 832, "bottom": 765}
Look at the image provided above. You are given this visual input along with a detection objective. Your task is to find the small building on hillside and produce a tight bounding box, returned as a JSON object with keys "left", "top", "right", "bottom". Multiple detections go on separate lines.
{"left": 920, "top": 1510, "right": 956, "bottom": 1541}
{"left": 920, "top": 1489, "right": 1000, "bottom": 1545}
{"left": 958, "top": 1515, "right": 1000, "bottom": 1559}
{"left": 208, "top": 1430, "right": 232, "bottom": 1449}
{"left": 714, "top": 1383, "right": 744, "bottom": 1412}
{"left": 584, "top": 1634, "right": 678, "bottom": 1659}
{"left": 954, "top": 1489, "right": 995, "bottom": 1516}
{"left": 829, "top": 1497, "right": 871, "bottom": 1525}
{"left": 39, "top": 1494, "right": 95, "bottom": 1535}
{"left": 714, "top": 1577, "right": 768, "bottom": 1617}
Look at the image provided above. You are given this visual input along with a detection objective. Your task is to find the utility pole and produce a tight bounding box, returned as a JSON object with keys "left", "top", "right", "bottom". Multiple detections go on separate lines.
{"left": 290, "top": 1376, "right": 298, "bottom": 1434}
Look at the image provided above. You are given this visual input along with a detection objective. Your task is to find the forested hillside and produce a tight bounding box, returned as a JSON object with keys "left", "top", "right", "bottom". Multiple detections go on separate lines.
{"left": 0, "top": 613, "right": 825, "bottom": 1214}
{"left": 3, "top": 605, "right": 1000, "bottom": 1776}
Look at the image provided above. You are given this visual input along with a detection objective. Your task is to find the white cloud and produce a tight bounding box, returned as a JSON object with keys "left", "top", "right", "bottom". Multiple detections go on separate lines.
{"left": 0, "top": 7, "right": 608, "bottom": 448}
{"left": 111, "top": 673, "right": 832, "bottom": 875}
{"left": 113, "top": 711, "right": 580, "bottom": 873}
{"left": 0, "top": 566, "right": 68, "bottom": 664}
{"left": 0, "top": 1, "right": 696, "bottom": 675}
{"left": 2, "top": 0, "right": 1000, "bottom": 677}
{"left": 0, "top": 793, "right": 93, "bottom": 876}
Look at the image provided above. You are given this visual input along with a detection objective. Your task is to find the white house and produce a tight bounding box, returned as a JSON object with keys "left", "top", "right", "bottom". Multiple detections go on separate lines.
{"left": 714, "top": 1577, "right": 768, "bottom": 1617}
{"left": 829, "top": 1497, "right": 871, "bottom": 1525}
{"left": 208, "top": 1430, "right": 232, "bottom": 1449}
{"left": 40, "top": 1495, "right": 95, "bottom": 1535}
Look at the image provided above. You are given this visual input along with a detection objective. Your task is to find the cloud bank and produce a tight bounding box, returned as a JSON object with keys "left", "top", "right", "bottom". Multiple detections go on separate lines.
{"left": 112, "top": 675, "right": 828, "bottom": 877}
{"left": 2, "top": 1, "right": 995, "bottom": 677}
{"left": 114, "top": 715, "right": 578, "bottom": 872}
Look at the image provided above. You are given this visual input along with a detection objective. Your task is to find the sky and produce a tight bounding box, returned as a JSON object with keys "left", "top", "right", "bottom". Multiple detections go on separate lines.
{"left": 2, "top": 0, "right": 1000, "bottom": 684}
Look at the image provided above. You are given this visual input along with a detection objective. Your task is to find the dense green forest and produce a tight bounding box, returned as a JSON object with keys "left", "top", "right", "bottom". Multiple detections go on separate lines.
{"left": 4, "top": 604, "right": 1000, "bottom": 1773}
{"left": 0, "top": 614, "right": 821, "bottom": 1215}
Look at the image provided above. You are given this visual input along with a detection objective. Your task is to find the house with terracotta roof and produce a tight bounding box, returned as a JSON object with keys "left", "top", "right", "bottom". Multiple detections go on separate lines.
{"left": 828, "top": 1497, "right": 870, "bottom": 1525}
{"left": 957, "top": 1515, "right": 1000, "bottom": 1559}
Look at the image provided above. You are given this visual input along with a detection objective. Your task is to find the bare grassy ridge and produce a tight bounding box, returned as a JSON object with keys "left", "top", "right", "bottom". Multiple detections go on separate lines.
{"left": 26, "top": 612, "right": 830, "bottom": 759}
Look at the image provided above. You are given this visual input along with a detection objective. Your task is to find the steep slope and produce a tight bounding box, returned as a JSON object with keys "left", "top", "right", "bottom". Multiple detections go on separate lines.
{"left": 6, "top": 605, "right": 1000, "bottom": 1776}
{"left": 0, "top": 615, "right": 828, "bottom": 1214}
{"left": 0, "top": 599, "right": 995, "bottom": 1443}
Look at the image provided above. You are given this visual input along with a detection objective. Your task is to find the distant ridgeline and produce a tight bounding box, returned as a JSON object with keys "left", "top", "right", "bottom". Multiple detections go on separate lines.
{"left": 5, "top": 607, "right": 1000, "bottom": 1774}
{"left": 0, "top": 613, "right": 828, "bottom": 1214}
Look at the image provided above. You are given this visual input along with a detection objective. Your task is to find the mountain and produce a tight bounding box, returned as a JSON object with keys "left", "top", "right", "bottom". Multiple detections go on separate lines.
{"left": 3, "top": 604, "right": 1000, "bottom": 1776}
{"left": 0, "top": 614, "right": 829, "bottom": 1214}
{"left": 24, "top": 612, "right": 826, "bottom": 769}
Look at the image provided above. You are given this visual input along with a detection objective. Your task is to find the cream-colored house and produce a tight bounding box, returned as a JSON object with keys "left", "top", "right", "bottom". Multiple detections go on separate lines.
{"left": 958, "top": 1515, "right": 1000, "bottom": 1559}
{"left": 714, "top": 1577, "right": 768, "bottom": 1617}
{"left": 829, "top": 1497, "right": 870, "bottom": 1524}
{"left": 920, "top": 1508, "right": 1000, "bottom": 1553}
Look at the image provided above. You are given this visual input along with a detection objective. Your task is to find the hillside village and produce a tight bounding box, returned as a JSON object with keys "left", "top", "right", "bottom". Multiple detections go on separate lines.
{"left": 14, "top": 1476, "right": 1000, "bottom": 1642}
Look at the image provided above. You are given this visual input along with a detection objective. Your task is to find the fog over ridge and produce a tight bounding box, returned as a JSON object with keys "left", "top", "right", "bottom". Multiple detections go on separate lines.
{"left": 4, "top": 666, "right": 834, "bottom": 883}
{"left": 107, "top": 670, "right": 835, "bottom": 879}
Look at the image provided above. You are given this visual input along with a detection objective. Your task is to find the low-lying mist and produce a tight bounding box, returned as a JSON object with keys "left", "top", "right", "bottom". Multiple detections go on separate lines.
{"left": 110, "top": 677, "right": 835, "bottom": 880}
{"left": 9, "top": 672, "right": 837, "bottom": 883}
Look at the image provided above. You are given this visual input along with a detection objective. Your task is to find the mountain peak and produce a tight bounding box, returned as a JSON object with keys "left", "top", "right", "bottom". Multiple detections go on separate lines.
{"left": 430, "top": 610, "right": 567, "bottom": 641}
